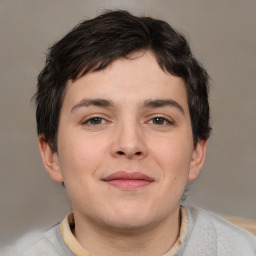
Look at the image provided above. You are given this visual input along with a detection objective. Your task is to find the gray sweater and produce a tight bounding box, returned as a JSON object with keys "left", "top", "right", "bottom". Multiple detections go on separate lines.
{"left": 2, "top": 206, "right": 256, "bottom": 255}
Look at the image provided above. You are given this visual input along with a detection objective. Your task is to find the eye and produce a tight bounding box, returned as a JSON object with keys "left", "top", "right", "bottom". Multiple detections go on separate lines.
{"left": 148, "top": 117, "right": 173, "bottom": 125}
{"left": 83, "top": 117, "right": 107, "bottom": 125}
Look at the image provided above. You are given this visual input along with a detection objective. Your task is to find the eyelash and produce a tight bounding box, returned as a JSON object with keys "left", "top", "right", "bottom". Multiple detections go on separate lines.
{"left": 147, "top": 117, "right": 174, "bottom": 126}
{"left": 81, "top": 116, "right": 174, "bottom": 127}
{"left": 82, "top": 117, "right": 108, "bottom": 126}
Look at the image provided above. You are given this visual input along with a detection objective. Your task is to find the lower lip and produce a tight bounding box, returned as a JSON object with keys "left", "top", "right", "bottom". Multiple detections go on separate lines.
{"left": 105, "top": 180, "right": 152, "bottom": 190}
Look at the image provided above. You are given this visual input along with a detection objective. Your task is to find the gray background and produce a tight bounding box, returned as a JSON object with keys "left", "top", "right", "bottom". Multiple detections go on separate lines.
{"left": 0, "top": 0, "right": 255, "bottom": 246}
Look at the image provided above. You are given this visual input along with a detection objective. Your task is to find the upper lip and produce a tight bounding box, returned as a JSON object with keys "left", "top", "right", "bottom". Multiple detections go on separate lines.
{"left": 102, "top": 171, "right": 155, "bottom": 182}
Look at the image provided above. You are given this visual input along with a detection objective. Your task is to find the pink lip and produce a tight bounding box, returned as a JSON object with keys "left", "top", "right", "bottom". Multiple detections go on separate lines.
{"left": 102, "top": 171, "right": 155, "bottom": 190}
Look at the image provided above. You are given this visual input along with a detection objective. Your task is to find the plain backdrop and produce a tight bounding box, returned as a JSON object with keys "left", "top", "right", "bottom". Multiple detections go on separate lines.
{"left": 0, "top": 0, "right": 255, "bottom": 246}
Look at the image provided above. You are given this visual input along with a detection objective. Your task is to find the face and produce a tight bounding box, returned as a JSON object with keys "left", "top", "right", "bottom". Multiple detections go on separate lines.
{"left": 39, "top": 52, "right": 206, "bottom": 232}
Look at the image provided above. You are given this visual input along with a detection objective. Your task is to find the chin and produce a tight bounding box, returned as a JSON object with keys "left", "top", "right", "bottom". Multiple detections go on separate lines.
{"left": 107, "top": 218, "right": 153, "bottom": 233}
{"left": 105, "top": 205, "right": 156, "bottom": 231}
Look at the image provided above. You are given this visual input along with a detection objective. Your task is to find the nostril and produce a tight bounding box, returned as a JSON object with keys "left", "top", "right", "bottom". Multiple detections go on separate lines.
{"left": 116, "top": 151, "right": 142, "bottom": 156}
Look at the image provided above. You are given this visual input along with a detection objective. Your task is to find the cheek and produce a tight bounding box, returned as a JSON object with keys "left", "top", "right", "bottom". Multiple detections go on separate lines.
{"left": 58, "top": 133, "right": 108, "bottom": 179}
{"left": 149, "top": 133, "right": 193, "bottom": 200}
{"left": 57, "top": 135, "right": 106, "bottom": 203}
{"left": 152, "top": 135, "right": 192, "bottom": 172}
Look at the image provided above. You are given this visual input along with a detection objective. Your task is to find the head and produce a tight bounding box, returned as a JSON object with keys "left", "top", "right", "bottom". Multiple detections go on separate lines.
{"left": 36, "top": 10, "right": 211, "bottom": 152}
{"left": 36, "top": 10, "right": 211, "bottom": 234}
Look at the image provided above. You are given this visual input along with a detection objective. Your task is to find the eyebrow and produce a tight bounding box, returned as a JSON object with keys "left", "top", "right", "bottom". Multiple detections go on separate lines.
{"left": 143, "top": 99, "right": 185, "bottom": 115}
{"left": 71, "top": 98, "right": 185, "bottom": 115}
{"left": 71, "top": 98, "right": 115, "bottom": 112}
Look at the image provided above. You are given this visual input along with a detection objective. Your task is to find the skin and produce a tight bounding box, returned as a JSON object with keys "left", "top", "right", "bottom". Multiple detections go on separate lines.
{"left": 39, "top": 51, "right": 207, "bottom": 256}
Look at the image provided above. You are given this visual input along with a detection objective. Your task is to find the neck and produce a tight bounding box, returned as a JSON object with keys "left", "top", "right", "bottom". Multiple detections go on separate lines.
{"left": 73, "top": 207, "right": 181, "bottom": 256}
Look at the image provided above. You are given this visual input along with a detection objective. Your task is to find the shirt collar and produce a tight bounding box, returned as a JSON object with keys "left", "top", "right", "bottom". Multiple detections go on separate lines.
{"left": 60, "top": 206, "right": 188, "bottom": 256}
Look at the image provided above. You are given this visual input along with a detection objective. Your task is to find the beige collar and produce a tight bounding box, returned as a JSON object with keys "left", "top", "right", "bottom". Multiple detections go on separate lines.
{"left": 60, "top": 206, "right": 188, "bottom": 256}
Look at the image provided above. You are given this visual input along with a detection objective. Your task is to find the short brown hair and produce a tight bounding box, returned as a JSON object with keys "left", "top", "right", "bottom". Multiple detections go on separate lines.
{"left": 35, "top": 10, "right": 211, "bottom": 151}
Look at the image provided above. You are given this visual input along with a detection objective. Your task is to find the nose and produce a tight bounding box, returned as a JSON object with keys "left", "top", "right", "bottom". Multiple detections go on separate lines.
{"left": 111, "top": 122, "right": 147, "bottom": 160}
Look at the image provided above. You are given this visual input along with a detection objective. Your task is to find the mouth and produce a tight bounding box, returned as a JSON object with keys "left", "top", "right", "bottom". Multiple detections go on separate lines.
{"left": 102, "top": 171, "right": 155, "bottom": 190}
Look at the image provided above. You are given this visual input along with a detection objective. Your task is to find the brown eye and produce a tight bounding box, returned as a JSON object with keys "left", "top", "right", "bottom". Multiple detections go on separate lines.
{"left": 152, "top": 117, "right": 166, "bottom": 125}
{"left": 90, "top": 117, "right": 103, "bottom": 124}
{"left": 149, "top": 117, "right": 173, "bottom": 126}
{"left": 83, "top": 117, "right": 106, "bottom": 125}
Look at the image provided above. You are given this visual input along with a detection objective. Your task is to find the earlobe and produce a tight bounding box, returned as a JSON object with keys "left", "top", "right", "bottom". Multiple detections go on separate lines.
{"left": 188, "top": 139, "right": 207, "bottom": 181}
{"left": 38, "top": 136, "right": 63, "bottom": 183}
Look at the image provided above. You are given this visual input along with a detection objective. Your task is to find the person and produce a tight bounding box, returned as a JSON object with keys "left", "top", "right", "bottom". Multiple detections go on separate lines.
{"left": 2, "top": 10, "right": 256, "bottom": 256}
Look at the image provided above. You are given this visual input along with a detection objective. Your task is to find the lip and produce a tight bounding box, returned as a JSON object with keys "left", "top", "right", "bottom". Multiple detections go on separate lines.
{"left": 102, "top": 171, "right": 155, "bottom": 190}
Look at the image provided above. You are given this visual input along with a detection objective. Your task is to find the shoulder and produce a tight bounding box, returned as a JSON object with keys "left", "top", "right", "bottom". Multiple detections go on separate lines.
{"left": 184, "top": 206, "right": 256, "bottom": 255}
{"left": 0, "top": 224, "right": 74, "bottom": 256}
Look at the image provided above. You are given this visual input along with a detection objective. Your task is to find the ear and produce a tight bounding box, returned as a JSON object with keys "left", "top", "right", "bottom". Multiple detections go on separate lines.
{"left": 188, "top": 139, "right": 207, "bottom": 181}
{"left": 38, "top": 136, "right": 63, "bottom": 183}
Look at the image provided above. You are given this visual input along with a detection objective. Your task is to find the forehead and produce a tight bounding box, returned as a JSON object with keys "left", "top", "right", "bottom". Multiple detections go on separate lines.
{"left": 63, "top": 52, "right": 188, "bottom": 111}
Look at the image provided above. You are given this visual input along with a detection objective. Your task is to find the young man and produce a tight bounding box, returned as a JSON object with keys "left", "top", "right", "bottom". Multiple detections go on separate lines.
{"left": 3, "top": 10, "right": 256, "bottom": 256}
